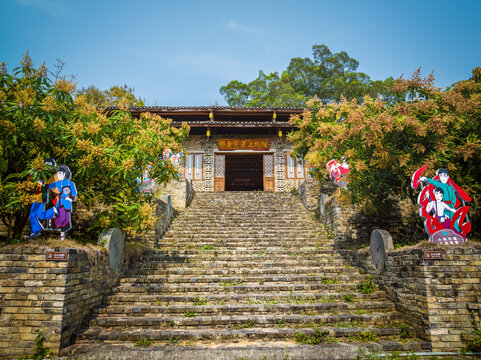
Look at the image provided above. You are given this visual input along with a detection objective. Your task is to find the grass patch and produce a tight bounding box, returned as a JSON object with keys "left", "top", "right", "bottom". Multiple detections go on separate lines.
{"left": 191, "top": 297, "right": 208, "bottom": 306}
{"left": 319, "top": 295, "right": 337, "bottom": 303}
{"left": 235, "top": 320, "right": 255, "bottom": 329}
{"left": 167, "top": 334, "right": 179, "bottom": 345}
{"left": 184, "top": 311, "right": 196, "bottom": 317}
{"left": 358, "top": 276, "right": 377, "bottom": 294}
{"left": 264, "top": 299, "right": 279, "bottom": 305}
{"left": 220, "top": 279, "right": 243, "bottom": 286}
{"left": 343, "top": 293, "right": 355, "bottom": 303}
{"left": 134, "top": 338, "right": 155, "bottom": 347}
{"left": 295, "top": 329, "right": 336, "bottom": 345}
{"left": 349, "top": 330, "right": 378, "bottom": 342}
{"left": 397, "top": 323, "right": 412, "bottom": 339}
{"left": 321, "top": 276, "right": 339, "bottom": 285}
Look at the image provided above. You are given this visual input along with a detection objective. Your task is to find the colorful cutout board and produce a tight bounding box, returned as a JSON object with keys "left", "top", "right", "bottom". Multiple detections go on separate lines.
{"left": 326, "top": 158, "right": 350, "bottom": 189}
{"left": 411, "top": 167, "right": 472, "bottom": 244}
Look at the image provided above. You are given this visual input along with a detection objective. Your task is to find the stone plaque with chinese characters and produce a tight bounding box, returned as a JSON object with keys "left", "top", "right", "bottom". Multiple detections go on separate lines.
{"left": 218, "top": 139, "right": 270, "bottom": 151}
{"left": 45, "top": 251, "right": 68, "bottom": 262}
{"left": 423, "top": 250, "right": 444, "bottom": 260}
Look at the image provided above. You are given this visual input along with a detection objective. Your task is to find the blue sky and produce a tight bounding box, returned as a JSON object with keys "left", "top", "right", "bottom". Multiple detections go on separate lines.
{"left": 1, "top": 0, "right": 480, "bottom": 106}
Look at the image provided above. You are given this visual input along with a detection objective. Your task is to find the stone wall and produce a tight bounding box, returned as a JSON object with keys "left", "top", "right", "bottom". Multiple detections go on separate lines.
{"left": 318, "top": 188, "right": 420, "bottom": 247}
{"left": 0, "top": 245, "right": 121, "bottom": 358}
{"left": 352, "top": 245, "right": 481, "bottom": 352}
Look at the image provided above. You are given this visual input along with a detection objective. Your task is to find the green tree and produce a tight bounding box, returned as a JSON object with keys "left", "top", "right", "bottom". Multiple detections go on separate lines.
{"left": 0, "top": 52, "right": 188, "bottom": 240}
{"left": 289, "top": 68, "right": 481, "bottom": 217}
{"left": 220, "top": 70, "right": 306, "bottom": 108}
{"left": 220, "top": 44, "right": 394, "bottom": 107}
{"left": 77, "top": 84, "right": 145, "bottom": 107}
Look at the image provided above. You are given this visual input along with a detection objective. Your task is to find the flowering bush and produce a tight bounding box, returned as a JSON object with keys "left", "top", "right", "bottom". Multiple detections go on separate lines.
{"left": 0, "top": 52, "right": 189, "bottom": 240}
{"left": 289, "top": 68, "right": 481, "bottom": 217}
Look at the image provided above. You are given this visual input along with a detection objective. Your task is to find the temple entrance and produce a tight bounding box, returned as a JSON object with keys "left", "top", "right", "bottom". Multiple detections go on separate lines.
{"left": 225, "top": 154, "right": 263, "bottom": 191}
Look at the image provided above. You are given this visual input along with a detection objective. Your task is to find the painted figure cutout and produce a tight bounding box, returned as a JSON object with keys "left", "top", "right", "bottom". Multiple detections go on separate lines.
{"left": 411, "top": 166, "right": 472, "bottom": 244}
{"left": 326, "top": 158, "right": 350, "bottom": 189}
{"left": 137, "top": 166, "right": 156, "bottom": 193}
{"left": 163, "top": 149, "right": 184, "bottom": 177}
{"left": 28, "top": 158, "right": 59, "bottom": 239}
{"left": 136, "top": 150, "right": 184, "bottom": 193}
{"left": 48, "top": 165, "right": 77, "bottom": 241}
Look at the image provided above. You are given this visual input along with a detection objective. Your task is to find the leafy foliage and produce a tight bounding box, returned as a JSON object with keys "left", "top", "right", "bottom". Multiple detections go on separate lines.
{"left": 220, "top": 44, "right": 394, "bottom": 107}
{"left": 134, "top": 338, "right": 156, "bottom": 347}
{"left": 358, "top": 276, "right": 377, "bottom": 294}
{"left": 289, "top": 68, "right": 481, "bottom": 221}
{"left": 295, "top": 329, "right": 335, "bottom": 345}
{"left": 77, "top": 84, "right": 145, "bottom": 107}
{"left": 20, "top": 330, "right": 52, "bottom": 360}
{"left": 0, "top": 52, "right": 189, "bottom": 240}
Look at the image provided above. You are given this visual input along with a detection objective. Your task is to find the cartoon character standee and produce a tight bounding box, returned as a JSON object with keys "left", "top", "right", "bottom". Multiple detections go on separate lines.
{"left": 28, "top": 158, "right": 60, "bottom": 239}
{"left": 326, "top": 158, "right": 350, "bottom": 189}
{"left": 411, "top": 166, "right": 472, "bottom": 244}
{"left": 137, "top": 166, "right": 157, "bottom": 193}
{"left": 48, "top": 165, "right": 77, "bottom": 241}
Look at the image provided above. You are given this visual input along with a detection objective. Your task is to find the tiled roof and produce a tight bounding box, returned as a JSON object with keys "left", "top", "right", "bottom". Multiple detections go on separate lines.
{"left": 106, "top": 106, "right": 305, "bottom": 111}
{"left": 171, "top": 120, "right": 296, "bottom": 127}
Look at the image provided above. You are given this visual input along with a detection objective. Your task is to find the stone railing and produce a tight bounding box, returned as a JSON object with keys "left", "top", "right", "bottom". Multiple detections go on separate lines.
{"left": 159, "top": 178, "right": 193, "bottom": 212}
{"left": 0, "top": 245, "right": 123, "bottom": 358}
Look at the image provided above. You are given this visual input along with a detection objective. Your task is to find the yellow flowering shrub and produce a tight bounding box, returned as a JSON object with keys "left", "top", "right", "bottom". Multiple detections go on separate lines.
{"left": 0, "top": 52, "right": 189, "bottom": 240}
{"left": 289, "top": 68, "right": 481, "bottom": 216}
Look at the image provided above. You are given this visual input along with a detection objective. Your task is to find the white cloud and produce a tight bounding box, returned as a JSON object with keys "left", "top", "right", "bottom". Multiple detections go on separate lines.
{"left": 222, "top": 19, "right": 265, "bottom": 36}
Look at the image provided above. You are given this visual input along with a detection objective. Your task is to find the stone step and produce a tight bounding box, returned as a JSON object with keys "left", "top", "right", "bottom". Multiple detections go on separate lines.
{"left": 154, "top": 242, "right": 337, "bottom": 249}
{"left": 119, "top": 273, "right": 365, "bottom": 286}
{"left": 133, "top": 254, "right": 348, "bottom": 264}
{"left": 103, "top": 291, "right": 387, "bottom": 306}
{"left": 113, "top": 282, "right": 370, "bottom": 295}
{"left": 169, "top": 221, "right": 319, "bottom": 226}
{"left": 61, "top": 341, "right": 431, "bottom": 360}
{"left": 159, "top": 239, "right": 330, "bottom": 245}
{"left": 131, "top": 259, "right": 350, "bottom": 269}
{"left": 124, "top": 266, "right": 357, "bottom": 276}
{"left": 161, "top": 226, "right": 325, "bottom": 232}
{"left": 92, "top": 302, "right": 395, "bottom": 319}
{"left": 71, "top": 191, "right": 423, "bottom": 355}
{"left": 145, "top": 248, "right": 347, "bottom": 254}
{"left": 76, "top": 326, "right": 410, "bottom": 344}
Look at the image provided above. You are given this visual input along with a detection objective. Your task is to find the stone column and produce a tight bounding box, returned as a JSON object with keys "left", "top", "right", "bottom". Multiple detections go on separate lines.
{"left": 274, "top": 140, "right": 286, "bottom": 192}
{"left": 203, "top": 136, "right": 214, "bottom": 191}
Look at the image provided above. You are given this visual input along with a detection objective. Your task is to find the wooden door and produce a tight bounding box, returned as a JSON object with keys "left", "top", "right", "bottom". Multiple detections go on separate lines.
{"left": 214, "top": 154, "right": 225, "bottom": 191}
{"left": 263, "top": 154, "right": 274, "bottom": 191}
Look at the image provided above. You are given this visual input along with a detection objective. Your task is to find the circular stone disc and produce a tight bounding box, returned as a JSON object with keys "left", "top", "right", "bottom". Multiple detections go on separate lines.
{"left": 370, "top": 229, "right": 394, "bottom": 272}
{"left": 98, "top": 227, "right": 124, "bottom": 270}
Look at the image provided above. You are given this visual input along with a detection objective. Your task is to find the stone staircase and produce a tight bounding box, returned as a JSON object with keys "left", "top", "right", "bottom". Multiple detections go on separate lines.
{"left": 69, "top": 192, "right": 430, "bottom": 359}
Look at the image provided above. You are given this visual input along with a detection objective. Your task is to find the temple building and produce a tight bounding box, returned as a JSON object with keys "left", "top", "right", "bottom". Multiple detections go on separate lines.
{"left": 129, "top": 106, "right": 308, "bottom": 195}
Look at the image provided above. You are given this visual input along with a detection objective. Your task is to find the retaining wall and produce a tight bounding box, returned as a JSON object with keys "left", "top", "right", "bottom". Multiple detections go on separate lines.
{"left": 0, "top": 246, "right": 122, "bottom": 358}
{"left": 353, "top": 246, "right": 481, "bottom": 352}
